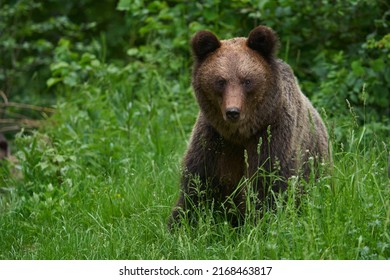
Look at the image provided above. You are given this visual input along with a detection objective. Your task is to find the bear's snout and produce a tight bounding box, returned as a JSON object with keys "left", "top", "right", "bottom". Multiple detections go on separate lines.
{"left": 222, "top": 88, "right": 243, "bottom": 122}
{"left": 225, "top": 107, "right": 241, "bottom": 122}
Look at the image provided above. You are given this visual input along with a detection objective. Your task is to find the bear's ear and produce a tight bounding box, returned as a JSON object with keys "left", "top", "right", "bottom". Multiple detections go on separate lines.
{"left": 191, "top": 31, "right": 221, "bottom": 61}
{"left": 247, "top": 26, "right": 278, "bottom": 59}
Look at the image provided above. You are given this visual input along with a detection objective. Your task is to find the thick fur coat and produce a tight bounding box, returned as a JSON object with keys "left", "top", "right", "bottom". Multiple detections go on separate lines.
{"left": 169, "top": 26, "right": 329, "bottom": 228}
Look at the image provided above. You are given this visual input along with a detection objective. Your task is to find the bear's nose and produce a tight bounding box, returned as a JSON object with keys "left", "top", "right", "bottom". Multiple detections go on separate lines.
{"left": 225, "top": 107, "right": 240, "bottom": 121}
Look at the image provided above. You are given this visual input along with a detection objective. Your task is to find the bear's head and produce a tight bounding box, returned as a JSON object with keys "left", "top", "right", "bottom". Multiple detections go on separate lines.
{"left": 191, "top": 26, "right": 281, "bottom": 142}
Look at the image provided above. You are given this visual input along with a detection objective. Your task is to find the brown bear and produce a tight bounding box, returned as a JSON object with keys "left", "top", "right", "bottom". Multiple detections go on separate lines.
{"left": 169, "top": 25, "right": 329, "bottom": 228}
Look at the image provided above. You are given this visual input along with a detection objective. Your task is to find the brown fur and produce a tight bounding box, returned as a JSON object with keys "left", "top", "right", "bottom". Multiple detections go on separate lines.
{"left": 0, "top": 133, "right": 9, "bottom": 160}
{"left": 169, "top": 26, "right": 329, "bottom": 228}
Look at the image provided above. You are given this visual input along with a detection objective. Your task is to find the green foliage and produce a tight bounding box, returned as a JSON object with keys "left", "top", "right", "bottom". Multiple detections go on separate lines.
{"left": 47, "top": 39, "right": 103, "bottom": 88}
{"left": 0, "top": 0, "right": 97, "bottom": 103}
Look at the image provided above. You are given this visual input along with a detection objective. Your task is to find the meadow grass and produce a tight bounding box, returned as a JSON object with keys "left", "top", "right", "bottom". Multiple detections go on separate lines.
{"left": 0, "top": 71, "right": 389, "bottom": 260}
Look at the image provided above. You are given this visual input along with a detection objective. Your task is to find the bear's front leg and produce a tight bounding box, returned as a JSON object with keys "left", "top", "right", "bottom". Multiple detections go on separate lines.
{"left": 168, "top": 117, "right": 219, "bottom": 230}
{"left": 168, "top": 189, "right": 186, "bottom": 230}
{"left": 168, "top": 171, "right": 204, "bottom": 230}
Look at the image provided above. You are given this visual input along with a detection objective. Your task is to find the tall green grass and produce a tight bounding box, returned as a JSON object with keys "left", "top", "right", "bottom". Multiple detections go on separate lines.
{"left": 0, "top": 69, "right": 389, "bottom": 260}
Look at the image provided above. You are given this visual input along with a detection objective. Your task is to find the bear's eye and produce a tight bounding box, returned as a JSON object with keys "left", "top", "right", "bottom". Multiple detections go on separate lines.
{"left": 216, "top": 79, "right": 226, "bottom": 89}
{"left": 243, "top": 79, "right": 251, "bottom": 87}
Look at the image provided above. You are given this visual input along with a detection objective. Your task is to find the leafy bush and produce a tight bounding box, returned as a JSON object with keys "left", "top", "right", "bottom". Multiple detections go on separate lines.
{"left": 0, "top": 0, "right": 98, "bottom": 101}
